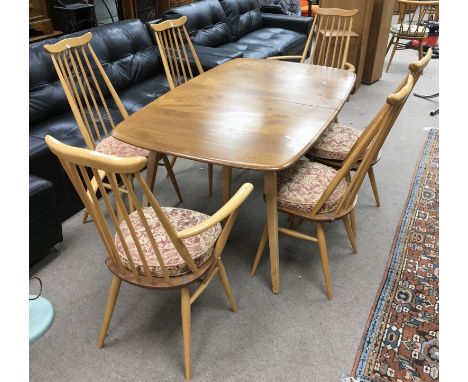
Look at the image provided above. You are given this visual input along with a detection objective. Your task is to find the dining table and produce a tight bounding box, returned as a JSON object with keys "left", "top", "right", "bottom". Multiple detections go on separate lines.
{"left": 113, "top": 58, "right": 356, "bottom": 294}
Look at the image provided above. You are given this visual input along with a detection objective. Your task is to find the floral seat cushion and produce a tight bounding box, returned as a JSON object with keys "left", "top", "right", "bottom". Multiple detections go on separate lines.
{"left": 114, "top": 207, "right": 222, "bottom": 277}
{"left": 278, "top": 160, "right": 348, "bottom": 214}
{"left": 96, "top": 136, "right": 149, "bottom": 158}
{"left": 390, "top": 23, "right": 427, "bottom": 37}
{"left": 308, "top": 123, "right": 364, "bottom": 161}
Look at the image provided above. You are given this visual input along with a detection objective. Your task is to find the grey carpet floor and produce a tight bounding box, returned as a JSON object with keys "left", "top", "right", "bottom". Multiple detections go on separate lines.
{"left": 30, "top": 48, "right": 439, "bottom": 382}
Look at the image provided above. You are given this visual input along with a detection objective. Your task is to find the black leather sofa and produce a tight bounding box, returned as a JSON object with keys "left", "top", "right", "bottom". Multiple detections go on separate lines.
{"left": 29, "top": 0, "right": 312, "bottom": 266}
{"left": 163, "top": 0, "right": 312, "bottom": 59}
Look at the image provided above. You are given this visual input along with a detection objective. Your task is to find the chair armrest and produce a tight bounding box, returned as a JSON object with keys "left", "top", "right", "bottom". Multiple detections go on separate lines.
{"left": 267, "top": 55, "right": 302, "bottom": 62}
{"left": 177, "top": 183, "right": 254, "bottom": 239}
{"left": 261, "top": 13, "right": 313, "bottom": 35}
{"left": 344, "top": 62, "right": 356, "bottom": 73}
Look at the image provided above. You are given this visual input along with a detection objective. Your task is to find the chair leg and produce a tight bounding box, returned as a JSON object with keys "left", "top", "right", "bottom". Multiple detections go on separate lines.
{"left": 418, "top": 40, "right": 424, "bottom": 60}
{"left": 251, "top": 224, "right": 268, "bottom": 276}
{"left": 97, "top": 276, "right": 122, "bottom": 348}
{"left": 82, "top": 209, "right": 89, "bottom": 224}
{"left": 316, "top": 223, "right": 333, "bottom": 300}
{"left": 166, "top": 156, "right": 177, "bottom": 177}
{"left": 367, "top": 167, "right": 381, "bottom": 207}
{"left": 208, "top": 164, "right": 213, "bottom": 196}
{"left": 181, "top": 287, "right": 191, "bottom": 381}
{"left": 162, "top": 155, "right": 183, "bottom": 203}
{"left": 343, "top": 215, "right": 358, "bottom": 254}
{"left": 217, "top": 260, "right": 237, "bottom": 312}
{"left": 386, "top": 37, "right": 399, "bottom": 73}
{"left": 350, "top": 209, "right": 357, "bottom": 240}
{"left": 386, "top": 35, "right": 395, "bottom": 55}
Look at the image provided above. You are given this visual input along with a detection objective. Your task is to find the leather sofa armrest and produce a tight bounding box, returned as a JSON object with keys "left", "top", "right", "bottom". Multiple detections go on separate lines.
{"left": 261, "top": 13, "right": 313, "bottom": 36}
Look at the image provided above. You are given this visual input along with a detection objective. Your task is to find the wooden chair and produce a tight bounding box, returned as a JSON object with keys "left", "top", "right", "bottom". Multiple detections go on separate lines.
{"left": 306, "top": 49, "right": 432, "bottom": 207}
{"left": 150, "top": 16, "right": 214, "bottom": 196}
{"left": 45, "top": 135, "right": 253, "bottom": 381}
{"left": 251, "top": 74, "right": 415, "bottom": 300}
{"left": 386, "top": 1, "right": 439, "bottom": 72}
{"left": 43, "top": 32, "right": 183, "bottom": 223}
{"left": 268, "top": 6, "right": 358, "bottom": 72}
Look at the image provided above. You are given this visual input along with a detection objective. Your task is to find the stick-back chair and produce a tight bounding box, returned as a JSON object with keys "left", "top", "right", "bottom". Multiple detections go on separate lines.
{"left": 386, "top": 0, "right": 439, "bottom": 72}
{"left": 268, "top": 6, "right": 358, "bottom": 72}
{"left": 251, "top": 74, "right": 415, "bottom": 300}
{"left": 43, "top": 32, "right": 183, "bottom": 223}
{"left": 45, "top": 135, "right": 253, "bottom": 381}
{"left": 150, "top": 17, "right": 214, "bottom": 195}
{"left": 306, "top": 49, "right": 432, "bottom": 207}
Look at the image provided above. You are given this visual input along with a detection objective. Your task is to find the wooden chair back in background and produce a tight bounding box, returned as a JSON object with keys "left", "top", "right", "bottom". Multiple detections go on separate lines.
{"left": 150, "top": 16, "right": 204, "bottom": 90}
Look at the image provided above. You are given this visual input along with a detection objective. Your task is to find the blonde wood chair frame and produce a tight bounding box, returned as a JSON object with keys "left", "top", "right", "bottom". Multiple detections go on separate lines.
{"left": 251, "top": 74, "right": 415, "bottom": 300}
{"left": 386, "top": 0, "right": 439, "bottom": 72}
{"left": 43, "top": 32, "right": 183, "bottom": 223}
{"left": 45, "top": 135, "right": 253, "bottom": 381}
{"left": 150, "top": 17, "right": 214, "bottom": 195}
{"left": 268, "top": 6, "right": 358, "bottom": 72}
{"left": 308, "top": 49, "right": 432, "bottom": 207}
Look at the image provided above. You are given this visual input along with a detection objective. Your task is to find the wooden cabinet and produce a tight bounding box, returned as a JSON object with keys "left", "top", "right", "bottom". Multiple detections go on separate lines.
{"left": 319, "top": 0, "right": 375, "bottom": 91}
{"left": 362, "top": 0, "right": 396, "bottom": 84}
{"left": 29, "top": 0, "right": 62, "bottom": 43}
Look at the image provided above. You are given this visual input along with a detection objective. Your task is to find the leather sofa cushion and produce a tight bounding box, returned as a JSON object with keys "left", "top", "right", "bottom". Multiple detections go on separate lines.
{"left": 163, "top": 0, "right": 226, "bottom": 33}
{"left": 219, "top": 0, "right": 261, "bottom": 17}
{"left": 238, "top": 27, "right": 306, "bottom": 54}
{"left": 218, "top": 41, "right": 279, "bottom": 58}
{"left": 228, "top": 9, "right": 263, "bottom": 39}
{"left": 190, "top": 21, "right": 233, "bottom": 47}
{"left": 115, "top": 74, "right": 170, "bottom": 114}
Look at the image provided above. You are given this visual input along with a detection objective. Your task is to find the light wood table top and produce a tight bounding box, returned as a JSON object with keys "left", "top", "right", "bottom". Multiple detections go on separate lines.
{"left": 113, "top": 58, "right": 356, "bottom": 171}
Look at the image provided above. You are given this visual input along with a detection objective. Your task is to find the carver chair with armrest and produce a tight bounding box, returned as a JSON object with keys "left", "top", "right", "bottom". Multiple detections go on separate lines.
{"left": 251, "top": 74, "right": 415, "bottom": 300}
{"left": 386, "top": 0, "right": 439, "bottom": 72}
{"left": 150, "top": 16, "right": 214, "bottom": 196}
{"left": 45, "top": 135, "right": 253, "bottom": 381}
{"left": 306, "top": 49, "right": 432, "bottom": 208}
{"left": 268, "top": 6, "right": 358, "bottom": 72}
{"left": 43, "top": 32, "right": 183, "bottom": 224}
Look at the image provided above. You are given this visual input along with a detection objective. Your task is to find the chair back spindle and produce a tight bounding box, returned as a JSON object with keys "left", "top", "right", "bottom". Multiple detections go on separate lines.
{"left": 151, "top": 16, "right": 204, "bottom": 90}
{"left": 303, "top": 7, "right": 358, "bottom": 69}
{"left": 45, "top": 136, "right": 200, "bottom": 282}
{"left": 44, "top": 32, "right": 128, "bottom": 150}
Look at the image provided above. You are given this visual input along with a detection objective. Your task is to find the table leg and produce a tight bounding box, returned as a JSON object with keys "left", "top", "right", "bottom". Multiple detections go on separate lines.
{"left": 144, "top": 151, "right": 162, "bottom": 206}
{"left": 264, "top": 171, "right": 280, "bottom": 294}
{"left": 222, "top": 166, "right": 232, "bottom": 204}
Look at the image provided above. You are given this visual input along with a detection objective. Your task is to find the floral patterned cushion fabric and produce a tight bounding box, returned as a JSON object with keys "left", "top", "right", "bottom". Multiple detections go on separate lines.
{"left": 278, "top": 161, "right": 348, "bottom": 214}
{"left": 96, "top": 136, "right": 149, "bottom": 158}
{"left": 114, "top": 207, "right": 222, "bottom": 277}
{"left": 390, "top": 23, "right": 427, "bottom": 37}
{"left": 308, "top": 123, "right": 363, "bottom": 161}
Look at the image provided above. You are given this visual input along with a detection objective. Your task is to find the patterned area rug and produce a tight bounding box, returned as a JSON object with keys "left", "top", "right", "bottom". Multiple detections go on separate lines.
{"left": 343, "top": 129, "right": 439, "bottom": 382}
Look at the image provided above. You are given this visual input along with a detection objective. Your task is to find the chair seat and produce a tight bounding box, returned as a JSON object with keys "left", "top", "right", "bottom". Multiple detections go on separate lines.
{"left": 96, "top": 136, "right": 149, "bottom": 158}
{"left": 390, "top": 23, "right": 427, "bottom": 37}
{"left": 115, "top": 207, "right": 222, "bottom": 277}
{"left": 308, "top": 123, "right": 364, "bottom": 161}
{"left": 278, "top": 160, "right": 348, "bottom": 214}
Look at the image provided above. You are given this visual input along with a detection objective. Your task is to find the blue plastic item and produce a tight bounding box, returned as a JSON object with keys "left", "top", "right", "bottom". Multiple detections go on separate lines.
{"left": 29, "top": 295, "right": 54, "bottom": 344}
